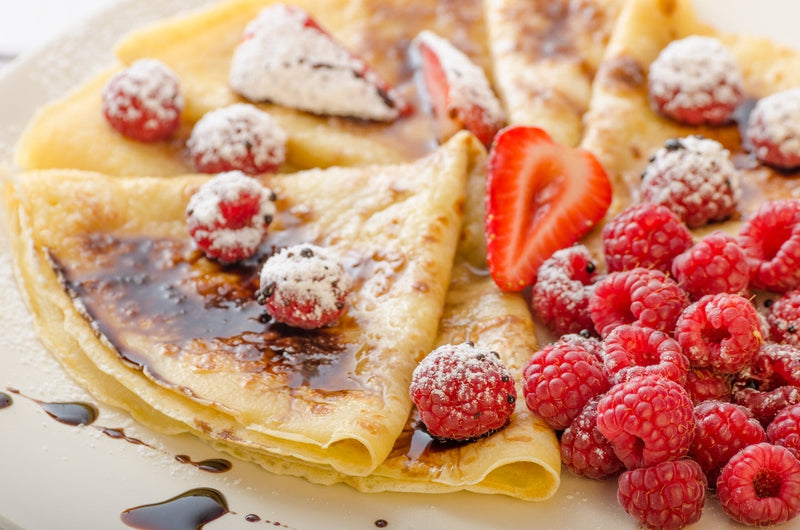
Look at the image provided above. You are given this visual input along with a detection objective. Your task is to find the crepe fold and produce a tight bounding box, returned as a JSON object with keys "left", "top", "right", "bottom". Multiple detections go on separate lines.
{"left": 4, "top": 132, "right": 561, "bottom": 499}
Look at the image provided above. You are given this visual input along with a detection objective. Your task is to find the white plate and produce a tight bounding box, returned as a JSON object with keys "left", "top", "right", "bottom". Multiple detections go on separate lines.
{"left": 1, "top": 1, "right": 799, "bottom": 529}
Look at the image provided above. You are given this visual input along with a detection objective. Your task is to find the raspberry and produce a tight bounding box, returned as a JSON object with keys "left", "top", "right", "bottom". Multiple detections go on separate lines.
{"left": 601, "top": 202, "right": 693, "bottom": 274}
{"left": 617, "top": 459, "right": 706, "bottom": 530}
{"left": 588, "top": 267, "right": 689, "bottom": 337}
{"left": 557, "top": 332, "right": 605, "bottom": 362}
{"left": 596, "top": 375, "right": 695, "bottom": 470}
{"left": 257, "top": 244, "right": 352, "bottom": 329}
{"left": 767, "top": 290, "right": 800, "bottom": 348}
{"left": 602, "top": 325, "right": 689, "bottom": 385}
{"left": 186, "top": 171, "right": 276, "bottom": 262}
{"left": 684, "top": 367, "right": 732, "bottom": 404}
{"left": 640, "top": 136, "right": 742, "bottom": 228}
{"left": 674, "top": 293, "right": 764, "bottom": 374}
{"left": 738, "top": 198, "right": 800, "bottom": 293}
{"left": 409, "top": 342, "right": 516, "bottom": 442}
{"left": 522, "top": 339, "right": 609, "bottom": 430}
{"left": 689, "top": 400, "right": 767, "bottom": 484}
{"left": 733, "top": 386, "right": 800, "bottom": 427}
{"left": 530, "top": 245, "right": 599, "bottom": 336}
{"left": 560, "top": 397, "right": 623, "bottom": 480}
{"left": 746, "top": 89, "right": 800, "bottom": 169}
{"left": 768, "top": 403, "right": 800, "bottom": 459}
{"left": 101, "top": 59, "right": 184, "bottom": 142}
{"left": 717, "top": 442, "right": 800, "bottom": 527}
{"left": 671, "top": 230, "right": 752, "bottom": 300}
{"left": 187, "top": 103, "right": 288, "bottom": 175}
{"left": 647, "top": 36, "right": 744, "bottom": 126}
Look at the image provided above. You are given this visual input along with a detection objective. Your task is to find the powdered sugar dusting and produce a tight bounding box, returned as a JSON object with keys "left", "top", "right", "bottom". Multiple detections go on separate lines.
{"left": 186, "top": 170, "right": 275, "bottom": 254}
{"left": 641, "top": 135, "right": 742, "bottom": 227}
{"left": 101, "top": 58, "right": 184, "bottom": 128}
{"left": 747, "top": 88, "right": 800, "bottom": 166}
{"left": 259, "top": 244, "right": 352, "bottom": 323}
{"left": 648, "top": 36, "right": 743, "bottom": 122}
{"left": 229, "top": 4, "right": 404, "bottom": 121}
{"left": 187, "top": 103, "right": 287, "bottom": 174}
{"left": 412, "top": 30, "right": 505, "bottom": 126}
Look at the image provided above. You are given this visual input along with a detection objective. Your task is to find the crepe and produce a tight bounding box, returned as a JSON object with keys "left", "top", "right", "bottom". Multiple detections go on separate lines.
{"left": 6, "top": 132, "right": 478, "bottom": 477}
{"left": 14, "top": 0, "right": 492, "bottom": 175}
{"left": 580, "top": 0, "right": 800, "bottom": 240}
{"left": 484, "top": 0, "right": 625, "bottom": 146}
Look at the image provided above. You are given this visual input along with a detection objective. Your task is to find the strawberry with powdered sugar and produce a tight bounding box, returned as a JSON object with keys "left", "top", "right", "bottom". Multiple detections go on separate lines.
{"left": 229, "top": 4, "right": 409, "bottom": 122}
{"left": 411, "top": 30, "right": 505, "bottom": 147}
{"left": 187, "top": 103, "right": 288, "bottom": 175}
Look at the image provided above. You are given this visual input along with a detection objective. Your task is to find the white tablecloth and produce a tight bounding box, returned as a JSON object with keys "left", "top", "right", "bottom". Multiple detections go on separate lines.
{"left": 0, "top": 0, "right": 119, "bottom": 70}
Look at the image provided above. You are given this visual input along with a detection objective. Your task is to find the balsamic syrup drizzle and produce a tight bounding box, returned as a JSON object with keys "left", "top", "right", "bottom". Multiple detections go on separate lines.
{"left": 120, "top": 488, "right": 229, "bottom": 530}
{"left": 175, "top": 454, "right": 233, "bottom": 473}
{"left": 7, "top": 387, "right": 97, "bottom": 426}
{"left": 0, "top": 391, "right": 13, "bottom": 409}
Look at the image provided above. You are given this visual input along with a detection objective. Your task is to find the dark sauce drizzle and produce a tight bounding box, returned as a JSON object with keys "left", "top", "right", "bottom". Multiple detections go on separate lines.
{"left": 0, "top": 391, "right": 13, "bottom": 409}
{"left": 120, "top": 488, "right": 229, "bottom": 530}
{"left": 175, "top": 454, "right": 233, "bottom": 473}
{"left": 7, "top": 387, "right": 97, "bottom": 426}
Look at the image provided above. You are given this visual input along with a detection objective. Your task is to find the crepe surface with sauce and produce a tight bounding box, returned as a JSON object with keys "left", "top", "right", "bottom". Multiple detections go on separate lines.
{"left": 1, "top": 0, "right": 640, "bottom": 503}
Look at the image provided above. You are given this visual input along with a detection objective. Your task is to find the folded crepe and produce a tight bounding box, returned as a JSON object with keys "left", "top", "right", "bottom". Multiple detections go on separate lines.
{"left": 580, "top": 0, "right": 800, "bottom": 235}
{"left": 484, "top": 0, "right": 625, "bottom": 146}
{"left": 14, "top": 0, "right": 492, "bottom": 174}
{"left": 5, "top": 131, "right": 561, "bottom": 499}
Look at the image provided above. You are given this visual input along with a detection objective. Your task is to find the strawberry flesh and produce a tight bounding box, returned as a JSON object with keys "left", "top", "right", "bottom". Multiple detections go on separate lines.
{"left": 414, "top": 31, "right": 505, "bottom": 147}
{"left": 485, "top": 126, "right": 612, "bottom": 291}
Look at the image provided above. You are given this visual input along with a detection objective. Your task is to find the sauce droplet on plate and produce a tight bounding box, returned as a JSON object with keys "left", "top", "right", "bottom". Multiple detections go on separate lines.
{"left": 121, "top": 487, "right": 229, "bottom": 530}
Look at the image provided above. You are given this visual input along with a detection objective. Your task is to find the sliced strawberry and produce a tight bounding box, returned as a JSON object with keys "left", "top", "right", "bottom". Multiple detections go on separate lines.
{"left": 485, "top": 126, "right": 612, "bottom": 292}
{"left": 231, "top": 4, "right": 410, "bottom": 121}
{"left": 413, "top": 30, "right": 505, "bottom": 148}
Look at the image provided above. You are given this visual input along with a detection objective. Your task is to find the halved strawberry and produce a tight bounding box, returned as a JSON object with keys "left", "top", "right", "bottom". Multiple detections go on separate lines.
{"left": 231, "top": 4, "right": 410, "bottom": 122}
{"left": 412, "top": 30, "right": 505, "bottom": 148}
{"left": 485, "top": 126, "right": 612, "bottom": 291}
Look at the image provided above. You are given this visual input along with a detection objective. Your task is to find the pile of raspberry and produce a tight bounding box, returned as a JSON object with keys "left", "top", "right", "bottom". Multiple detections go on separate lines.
{"left": 528, "top": 189, "right": 800, "bottom": 527}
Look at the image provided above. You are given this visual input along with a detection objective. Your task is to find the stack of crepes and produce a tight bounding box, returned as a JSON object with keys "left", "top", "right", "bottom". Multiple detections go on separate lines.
{"left": 7, "top": 0, "right": 800, "bottom": 504}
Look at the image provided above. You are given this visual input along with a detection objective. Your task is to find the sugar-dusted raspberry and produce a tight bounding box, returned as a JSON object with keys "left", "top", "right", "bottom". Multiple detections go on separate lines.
{"left": 101, "top": 59, "right": 184, "bottom": 142}
{"left": 409, "top": 342, "right": 516, "bottom": 442}
{"left": 647, "top": 36, "right": 744, "bottom": 126}
{"left": 675, "top": 293, "right": 764, "bottom": 374}
{"left": 187, "top": 103, "right": 288, "bottom": 175}
{"left": 557, "top": 332, "right": 605, "bottom": 363}
{"left": 603, "top": 324, "right": 689, "bottom": 385}
{"left": 717, "top": 442, "right": 800, "bottom": 527}
{"left": 640, "top": 136, "right": 742, "bottom": 228}
{"left": 186, "top": 171, "right": 276, "bottom": 262}
{"left": 257, "top": 244, "right": 352, "bottom": 329}
{"left": 560, "top": 397, "right": 624, "bottom": 480}
{"left": 530, "top": 245, "right": 599, "bottom": 336}
{"left": 596, "top": 375, "right": 695, "bottom": 469}
{"left": 601, "top": 202, "right": 693, "bottom": 274}
{"left": 689, "top": 400, "right": 767, "bottom": 484}
{"left": 588, "top": 267, "right": 689, "bottom": 337}
{"left": 617, "top": 459, "right": 706, "bottom": 529}
{"left": 767, "top": 403, "right": 800, "bottom": 459}
{"left": 522, "top": 339, "right": 609, "bottom": 430}
{"left": 746, "top": 89, "right": 800, "bottom": 169}
{"left": 767, "top": 289, "right": 800, "bottom": 348}
{"left": 733, "top": 386, "right": 800, "bottom": 428}
{"left": 738, "top": 198, "right": 800, "bottom": 293}
{"left": 671, "top": 230, "right": 751, "bottom": 300}
{"left": 684, "top": 367, "right": 732, "bottom": 404}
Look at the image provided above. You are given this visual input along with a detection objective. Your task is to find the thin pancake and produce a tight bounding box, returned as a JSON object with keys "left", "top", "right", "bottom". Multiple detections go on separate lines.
{"left": 5, "top": 133, "right": 473, "bottom": 476}
{"left": 580, "top": 0, "right": 800, "bottom": 247}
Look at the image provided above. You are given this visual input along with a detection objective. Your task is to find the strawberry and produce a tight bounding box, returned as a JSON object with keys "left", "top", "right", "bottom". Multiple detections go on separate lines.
{"left": 485, "top": 126, "right": 612, "bottom": 291}
{"left": 412, "top": 30, "right": 505, "bottom": 147}
{"left": 230, "top": 4, "right": 410, "bottom": 122}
